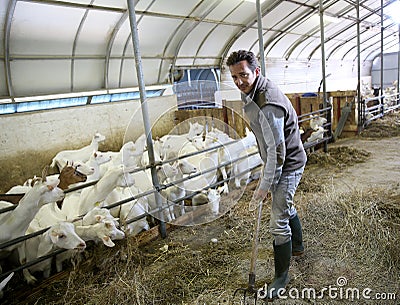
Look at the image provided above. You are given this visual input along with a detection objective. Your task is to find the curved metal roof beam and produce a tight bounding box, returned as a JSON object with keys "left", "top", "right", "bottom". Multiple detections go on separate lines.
{"left": 170, "top": 0, "right": 222, "bottom": 79}
{"left": 71, "top": 0, "right": 94, "bottom": 92}
{"left": 104, "top": 12, "right": 128, "bottom": 90}
{"left": 262, "top": 0, "right": 328, "bottom": 57}
{"left": 19, "top": 0, "right": 125, "bottom": 13}
{"left": 191, "top": 2, "right": 243, "bottom": 66}
{"left": 283, "top": 4, "right": 356, "bottom": 60}
{"left": 326, "top": 18, "right": 397, "bottom": 61}
{"left": 156, "top": 0, "right": 207, "bottom": 83}
{"left": 349, "top": 29, "right": 399, "bottom": 62}
{"left": 119, "top": 0, "right": 156, "bottom": 88}
{"left": 263, "top": 0, "right": 340, "bottom": 59}
{"left": 311, "top": 0, "right": 396, "bottom": 60}
{"left": 366, "top": 40, "right": 399, "bottom": 63}
{"left": 4, "top": 0, "right": 17, "bottom": 101}
{"left": 220, "top": 0, "right": 282, "bottom": 65}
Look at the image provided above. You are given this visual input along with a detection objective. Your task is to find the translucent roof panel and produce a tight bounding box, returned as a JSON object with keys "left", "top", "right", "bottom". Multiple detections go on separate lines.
{"left": 0, "top": 0, "right": 398, "bottom": 100}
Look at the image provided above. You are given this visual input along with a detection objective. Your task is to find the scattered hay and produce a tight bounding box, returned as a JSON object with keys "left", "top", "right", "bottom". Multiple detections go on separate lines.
{"left": 360, "top": 111, "right": 400, "bottom": 138}
{"left": 6, "top": 182, "right": 399, "bottom": 305}
{"left": 307, "top": 146, "right": 371, "bottom": 169}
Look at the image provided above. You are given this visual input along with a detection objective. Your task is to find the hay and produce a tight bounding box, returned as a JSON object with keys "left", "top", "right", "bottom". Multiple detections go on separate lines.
{"left": 2, "top": 135, "right": 399, "bottom": 305}
{"left": 306, "top": 146, "right": 371, "bottom": 169}
{"left": 360, "top": 111, "right": 400, "bottom": 138}
{"left": 6, "top": 180, "right": 399, "bottom": 305}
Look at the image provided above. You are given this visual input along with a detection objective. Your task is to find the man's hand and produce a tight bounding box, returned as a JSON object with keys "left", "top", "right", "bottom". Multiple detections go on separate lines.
{"left": 249, "top": 188, "right": 271, "bottom": 211}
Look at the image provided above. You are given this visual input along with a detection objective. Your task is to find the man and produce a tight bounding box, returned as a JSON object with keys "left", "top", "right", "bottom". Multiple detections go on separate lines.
{"left": 226, "top": 50, "right": 307, "bottom": 300}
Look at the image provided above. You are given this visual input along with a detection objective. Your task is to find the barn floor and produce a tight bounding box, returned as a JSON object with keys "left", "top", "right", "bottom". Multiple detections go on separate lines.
{"left": 2, "top": 113, "right": 400, "bottom": 305}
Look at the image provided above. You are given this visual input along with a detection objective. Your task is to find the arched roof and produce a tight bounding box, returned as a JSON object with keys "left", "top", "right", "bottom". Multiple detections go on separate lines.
{"left": 1, "top": 0, "right": 399, "bottom": 99}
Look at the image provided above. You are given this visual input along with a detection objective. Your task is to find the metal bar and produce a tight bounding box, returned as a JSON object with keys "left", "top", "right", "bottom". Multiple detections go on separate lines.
{"left": 398, "top": 23, "right": 400, "bottom": 95}
{"left": 380, "top": 0, "right": 384, "bottom": 99}
{"left": 256, "top": 0, "right": 266, "bottom": 76}
{"left": 126, "top": 0, "right": 166, "bottom": 238}
{"left": 105, "top": 12, "right": 129, "bottom": 91}
{"left": 356, "top": 0, "right": 362, "bottom": 134}
{"left": 71, "top": 1, "right": 93, "bottom": 92}
{"left": 319, "top": 0, "right": 327, "bottom": 109}
{"left": 4, "top": 0, "right": 17, "bottom": 102}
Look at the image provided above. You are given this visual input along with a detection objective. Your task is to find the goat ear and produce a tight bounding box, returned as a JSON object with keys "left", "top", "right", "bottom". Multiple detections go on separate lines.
{"left": 95, "top": 215, "right": 105, "bottom": 222}
{"left": 102, "top": 236, "right": 115, "bottom": 247}
{"left": 39, "top": 230, "right": 58, "bottom": 257}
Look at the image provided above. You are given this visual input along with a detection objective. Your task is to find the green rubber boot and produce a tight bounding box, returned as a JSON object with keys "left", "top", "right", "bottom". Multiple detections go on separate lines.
{"left": 265, "top": 240, "right": 292, "bottom": 301}
{"left": 289, "top": 215, "right": 304, "bottom": 256}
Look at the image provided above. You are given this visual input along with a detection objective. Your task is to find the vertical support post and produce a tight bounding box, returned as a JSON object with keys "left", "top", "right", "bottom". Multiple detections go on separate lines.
{"left": 319, "top": 0, "right": 327, "bottom": 109}
{"left": 126, "top": 0, "right": 166, "bottom": 238}
{"left": 256, "top": 0, "right": 266, "bottom": 76}
{"left": 319, "top": 0, "right": 330, "bottom": 150}
{"left": 398, "top": 23, "right": 400, "bottom": 100}
{"left": 380, "top": 0, "right": 384, "bottom": 116}
{"left": 4, "top": 0, "right": 17, "bottom": 103}
{"left": 356, "top": 0, "right": 362, "bottom": 134}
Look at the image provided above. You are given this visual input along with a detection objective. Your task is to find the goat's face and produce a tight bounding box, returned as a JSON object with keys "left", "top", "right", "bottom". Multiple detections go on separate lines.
{"left": 60, "top": 165, "right": 88, "bottom": 184}
{"left": 48, "top": 222, "right": 86, "bottom": 251}
{"left": 72, "top": 162, "right": 95, "bottom": 176}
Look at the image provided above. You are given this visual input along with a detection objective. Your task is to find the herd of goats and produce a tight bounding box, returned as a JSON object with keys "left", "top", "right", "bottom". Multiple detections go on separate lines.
{"left": 0, "top": 116, "right": 329, "bottom": 296}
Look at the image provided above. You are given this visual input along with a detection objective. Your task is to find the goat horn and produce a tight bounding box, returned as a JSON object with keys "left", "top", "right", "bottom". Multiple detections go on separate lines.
{"left": 42, "top": 165, "right": 49, "bottom": 181}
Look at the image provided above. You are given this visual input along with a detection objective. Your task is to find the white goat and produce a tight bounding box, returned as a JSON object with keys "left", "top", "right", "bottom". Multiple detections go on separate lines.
{"left": 107, "top": 185, "right": 150, "bottom": 236}
{"left": 191, "top": 186, "right": 224, "bottom": 217}
{"left": 0, "top": 177, "right": 64, "bottom": 249}
{"left": 234, "top": 146, "right": 263, "bottom": 188}
{"left": 309, "top": 115, "right": 327, "bottom": 131}
{"left": 54, "top": 219, "right": 125, "bottom": 273}
{"left": 306, "top": 126, "right": 327, "bottom": 143}
{"left": 20, "top": 221, "right": 86, "bottom": 284}
{"left": 0, "top": 272, "right": 13, "bottom": 299}
{"left": 61, "top": 164, "right": 136, "bottom": 219}
{"left": 99, "top": 141, "right": 142, "bottom": 178}
{"left": 50, "top": 132, "right": 106, "bottom": 172}
{"left": 160, "top": 121, "right": 204, "bottom": 160}
{"left": 162, "top": 160, "right": 197, "bottom": 221}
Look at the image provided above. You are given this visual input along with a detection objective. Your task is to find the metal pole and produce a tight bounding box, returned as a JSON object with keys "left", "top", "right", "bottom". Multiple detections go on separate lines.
{"left": 398, "top": 23, "right": 400, "bottom": 96}
{"left": 319, "top": 0, "right": 327, "bottom": 108}
{"left": 126, "top": 0, "right": 166, "bottom": 238}
{"left": 380, "top": 0, "right": 384, "bottom": 116}
{"left": 356, "top": 0, "right": 362, "bottom": 134}
{"left": 256, "top": 0, "right": 266, "bottom": 76}
{"left": 319, "top": 0, "right": 330, "bottom": 150}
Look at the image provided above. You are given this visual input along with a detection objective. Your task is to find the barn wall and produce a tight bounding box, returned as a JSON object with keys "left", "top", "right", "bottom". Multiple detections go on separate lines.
{"left": 0, "top": 95, "right": 177, "bottom": 192}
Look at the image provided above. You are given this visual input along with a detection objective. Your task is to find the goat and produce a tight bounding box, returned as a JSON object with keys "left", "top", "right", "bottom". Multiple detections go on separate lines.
{"left": 306, "top": 126, "right": 327, "bottom": 143}
{"left": 0, "top": 272, "right": 14, "bottom": 299}
{"left": 0, "top": 169, "right": 64, "bottom": 249}
{"left": 99, "top": 140, "right": 142, "bottom": 178}
{"left": 191, "top": 186, "right": 225, "bottom": 217}
{"left": 20, "top": 221, "right": 86, "bottom": 284}
{"left": 61, "top": 164, "right": 136, "bottom": 219}
{"left": 5, "top": 161, "right": 92, "bottom": 201}
{"left": 160, "top": 121, "right": 204, "bottom": 160}
{"left": 234, "top": 145, "right": 263, "bottom": 188}
{"left": 161, "top": 160, "right": 197, "bottom": 221}
{"left": 50, "top": 132, "right": 106, "bottom": 172}
{"left": 54, "top": 220, "right": 125, "bottom": 273}
{"left": 309, "top": 115, "right": 327, "bottom": 131}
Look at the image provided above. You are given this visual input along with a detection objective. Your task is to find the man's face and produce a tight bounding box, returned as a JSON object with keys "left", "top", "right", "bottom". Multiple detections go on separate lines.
{"left": 229, "top": 60, "right": 259, "bottom": 95}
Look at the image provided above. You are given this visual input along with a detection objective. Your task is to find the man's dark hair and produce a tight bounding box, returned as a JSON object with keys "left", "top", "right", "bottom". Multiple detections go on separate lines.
{"left": 226, "top": 50, "right": 259, "bottom": 72}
